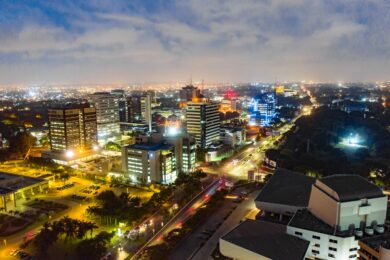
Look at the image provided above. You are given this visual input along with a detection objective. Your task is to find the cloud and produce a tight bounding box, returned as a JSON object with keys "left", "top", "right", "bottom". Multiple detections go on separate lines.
{"left": 0, "top": 0, "right": 388, "bottom": 84}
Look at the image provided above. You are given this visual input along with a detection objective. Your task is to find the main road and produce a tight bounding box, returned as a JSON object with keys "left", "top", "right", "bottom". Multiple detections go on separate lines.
{"left": 129, "top": 178, "right": 223, "bottom": 260}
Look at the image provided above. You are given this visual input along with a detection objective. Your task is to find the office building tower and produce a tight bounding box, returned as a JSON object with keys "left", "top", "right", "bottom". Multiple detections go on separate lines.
{"left": 48, "top": 105, "right": 97, "bottom": 152}
{"left": 165, "top": 134, "right": 196, "bottom": 174}
{"left": 182, "top": 135, "right": 196, "bottom": 173}
{"left": 141, "top": 94, "right": 152, "bottom": 132}
{"left": 127, "top": 96, "right": 142, "bottom": 123}
{"left": 122, "top": 142, "right": 177, "bottom": 184}
{"left": 88, "top": 92, "right": 120, "bottom": 144}
{"left": 186, "top": 101, "right": 220, "bottom": 148}
{"left": 180, "top": 85, "right": 201, "bottom": 102}
{"left": 250, "top": 92, "right": 277, "bottom": 126}
{"left": 111, "top": 89, "right": 128, "bottom": 123}
{"left": 147, "top": 90, "right": 157, "bottom": 104}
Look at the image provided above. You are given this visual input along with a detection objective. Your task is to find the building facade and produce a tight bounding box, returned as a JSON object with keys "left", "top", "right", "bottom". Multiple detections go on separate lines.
{"left": 220, "top": 125, "right": 246, "bottom": 147}
{"left": 140, "top": 94, "right": 152, "bottom": 132}
{"left": 111, "top": 89, "right": 128, "bottom": 123}
{"left": 186, "top": 101, "right": 220, "bottom": 148}
{"left": 48, "top": 106, "right": 97, "bottom": 152}
{"left": 88, "top": 92, "right": 120, "bottom": 144}
{"left": 122, "top": 142, "right": 177, "bottom": 184}
{"left": 180, "top": 85, "right": 201, "bottom": 102}
{"left": 250, "top": 92, "right": 277, "bottom": 126}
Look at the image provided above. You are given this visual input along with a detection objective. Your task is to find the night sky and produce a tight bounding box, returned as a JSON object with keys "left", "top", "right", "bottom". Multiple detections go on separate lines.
{"left": 0, "top": 0, "right": 389, "bottom": 84}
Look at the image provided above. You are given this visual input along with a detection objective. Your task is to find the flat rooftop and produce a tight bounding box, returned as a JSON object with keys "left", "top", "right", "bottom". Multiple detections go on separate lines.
{"left": 255, "top": 168, "right": 315, "bottom": 208}
{"left": 126, "top": 142, "right": 173, "bottom": 151}
{"left": 0, "top": 171, "right": 46, "bottom": 194}
{"left": 319, "top": 174, "right": 384, "bottom": 202}
{"left": 222, "top": 219, "right": 309, "bottom": 260}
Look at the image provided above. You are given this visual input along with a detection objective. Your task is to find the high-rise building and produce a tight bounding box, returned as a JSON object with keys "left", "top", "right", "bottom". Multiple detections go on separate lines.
{"left": 181, "top": 135, "right": 196, "bottom": 173}
{"left": 48, "top": 105, "right": 97, "bottom": 152}
{"left": 140, "top": 94, "right": 152, "bottom": 132}
{"left": 186, "top": 101, "right": 220, "bottom": 148}
{"left": 122, "top": 142, "right": 177, "bottom": 184}
{"left": 127, "top": 96, "right": 142, "bottom": 123}
{"left": 250, "top": 92, "right": 277, "bottom": 126}
{"left": 166, "top": 134, "right": 196, "bottom": 174}
{"left": 180, "top": 85, "right": 201, "bottom": 102}
{"left": 111, "top": 89, "right": 128, "bottom": 123}
{"left": 88, "top": 92, "right": 120, "bottom": 144}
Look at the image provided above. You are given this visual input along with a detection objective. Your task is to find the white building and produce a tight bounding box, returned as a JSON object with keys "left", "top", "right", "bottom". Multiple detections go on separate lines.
{"left": 221, "top": 170, "right": 388, "bottom": 260}
{"left": 220, "top": 126, "right": 246, "bottom": 147}
{"left": 122, "top": 142, "right": 177, "bottom": 184}
{"left": 88, "top": 92, "right": 120, "bottom": 144}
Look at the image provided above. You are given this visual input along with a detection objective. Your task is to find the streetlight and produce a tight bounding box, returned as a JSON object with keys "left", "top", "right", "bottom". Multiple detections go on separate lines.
{"left": 65, "top": 150, "right": 74, "bottom": 158}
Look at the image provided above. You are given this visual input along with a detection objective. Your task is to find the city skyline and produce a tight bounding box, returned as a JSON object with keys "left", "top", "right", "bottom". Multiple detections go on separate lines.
{"left": 0, "top": 0, "right": 389, "bottom": 85}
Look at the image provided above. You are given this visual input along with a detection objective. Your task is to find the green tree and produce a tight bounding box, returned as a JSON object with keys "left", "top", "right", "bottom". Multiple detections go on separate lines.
{"left": 196, "top": 146, "right": 206, "bottom": 163}
{"left": 76, "top": 231, "right": 114, "bottom": 260}
{"left": 9, "top": 131, "right": 36, "bottom": 157}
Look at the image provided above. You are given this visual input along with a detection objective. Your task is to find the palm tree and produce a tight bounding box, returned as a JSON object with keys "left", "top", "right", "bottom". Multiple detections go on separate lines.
{"left": 61, "top": 216, "right": 77, "bottom": 242}
{"left": 85, "top": 221, "right": 98, "bottom": 238}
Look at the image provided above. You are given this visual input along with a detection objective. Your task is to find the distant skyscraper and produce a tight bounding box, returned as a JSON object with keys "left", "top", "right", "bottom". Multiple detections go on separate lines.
{"left": 250, "top": 92, "right": 277, "bottom": 126}
{"left": 186, "top": 100, "right": 220, "bottom": 148}
{"left": 48, "top": 105, "right": 97, "bottom": 152}
{"left": 140, "top": 94, "right": 152, "bottom": 132}
{"left": 88, "top": 92, "right": 120, "bottom": 144}
{"left": 111, "top": 89, "right": 128, "bottom": 123}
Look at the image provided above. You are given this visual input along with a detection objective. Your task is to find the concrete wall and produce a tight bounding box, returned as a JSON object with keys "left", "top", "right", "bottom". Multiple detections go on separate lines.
{"left": 308, "top": 185, "right": 339, "bottom": 229}
{"left": 287, "top": 226, "right": 359, "bottom": 260}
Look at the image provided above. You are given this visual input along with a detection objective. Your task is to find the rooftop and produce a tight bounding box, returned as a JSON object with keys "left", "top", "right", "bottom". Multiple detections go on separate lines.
{"left": 360, "top": 233, "right": 390, "bottom": 251}
{"left": 0, "top": 186, "right": 14, "bottom": 195}
{"left": 255, "top": 168, "right": 315, "bottom": 208}
{"left": 288, "top": 209, "right": 354, "bottom": 238}
{"left": 222, "top": 219, "right": 309, "bottom": 260}
{"left": 0, "top": 171, "right": 47, "bottom": 194}
{"left": 319, "top": 174, "right": 384, "bottom": 202}
{"left": 126, "top": 142, "right": 173, "bottom": 151}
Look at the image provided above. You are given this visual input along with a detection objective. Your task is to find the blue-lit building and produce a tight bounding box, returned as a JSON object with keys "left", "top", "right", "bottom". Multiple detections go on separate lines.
{"left": 250, "top": 92, "right": 277, "bottom": 126}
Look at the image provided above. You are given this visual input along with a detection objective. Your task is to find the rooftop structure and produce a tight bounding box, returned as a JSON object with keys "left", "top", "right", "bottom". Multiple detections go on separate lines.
{"left": 318, "top": 174, "right": 384, "bottom": 202}
{"left": 0, "top": 172, "right": 49, "bottom": 211}
{"left": 220, "top": 219, "right": 309, "bottom": 260}
{"left": 255, "top": 169, "right": 315, "bottom": 216}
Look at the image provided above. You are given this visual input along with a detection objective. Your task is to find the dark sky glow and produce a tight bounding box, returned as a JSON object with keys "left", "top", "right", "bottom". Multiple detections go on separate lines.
{"left": 0, "top": 0, "right": 389, "bottom": 84}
